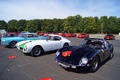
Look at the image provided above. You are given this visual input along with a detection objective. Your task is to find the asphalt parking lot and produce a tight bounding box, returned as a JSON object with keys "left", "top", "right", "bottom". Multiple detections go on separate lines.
{"left": 0, "top": 37, "right": 120, "bottom": 80}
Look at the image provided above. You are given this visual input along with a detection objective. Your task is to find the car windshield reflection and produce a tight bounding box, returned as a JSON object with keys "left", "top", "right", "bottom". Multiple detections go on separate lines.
{"left": 18, "top": 33, "right": 27, "bottom": 37}
{"left": 40, "top": 36, "right": 48, "bottom": 40}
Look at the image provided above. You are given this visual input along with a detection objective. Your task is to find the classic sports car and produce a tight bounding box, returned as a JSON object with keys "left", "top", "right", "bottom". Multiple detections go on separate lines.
{"left": 64, "top": 33, "right": 72, "bottom": 37}
{"left": 1, "top": 32, "right": 42, "bottom": 48}
{"left": 56, "top": 33, "right": 65, "bottom": 37}
{"left": 104, "top": 34, "right": 115, "bottom": 40}
{"left": 77, "top": 33, "right": 89, "bottom": 38}
{"left": 55, "top": 38, "right": 114, "bottom": 73}
{"left": 16, "top": 34, "right": 71, "bottom": 57}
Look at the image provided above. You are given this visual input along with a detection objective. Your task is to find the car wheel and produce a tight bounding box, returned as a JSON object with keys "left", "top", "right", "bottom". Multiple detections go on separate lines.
{"left": 9, "top": 41, "right": 17, "bottom": 48}
{"left": 90, "top": 56, "right": 99, "bottom": 73}
{"left": 63, "top": 43, "right": 69, "bottom": 47}
{"left": 31, "top": 46, "right": 43, "bottom": 57}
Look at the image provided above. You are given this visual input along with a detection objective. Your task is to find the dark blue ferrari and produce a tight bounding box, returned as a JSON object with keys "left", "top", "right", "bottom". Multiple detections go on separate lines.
{"left": 55, "top": 38, "right": 114, "bottom": 73}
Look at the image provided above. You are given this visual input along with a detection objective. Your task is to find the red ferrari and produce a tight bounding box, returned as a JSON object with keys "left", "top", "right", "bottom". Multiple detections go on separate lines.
{"left": 77, "top": 33, "right": 89, "bottom": 38}
{"left": 38, "top": 32, "right": 44, "bottom": 36}
{"left": 57, "top": 33, "right": 64, "bottom": 37}
{"left": 64, "top": 33, "right": 72, "bottom": 37}
{"left": 104, "top": 34, "right": 115, "bottom": 40}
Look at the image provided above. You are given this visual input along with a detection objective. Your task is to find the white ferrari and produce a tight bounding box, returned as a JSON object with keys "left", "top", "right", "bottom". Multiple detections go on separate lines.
{"left": 16, "top": 34, "right": 71, "bottom": 57}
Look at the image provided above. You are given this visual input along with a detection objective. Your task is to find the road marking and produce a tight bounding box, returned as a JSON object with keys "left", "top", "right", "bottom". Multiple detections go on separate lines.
{"left": 8, "top": 56, "right": 17, "bottom": 59}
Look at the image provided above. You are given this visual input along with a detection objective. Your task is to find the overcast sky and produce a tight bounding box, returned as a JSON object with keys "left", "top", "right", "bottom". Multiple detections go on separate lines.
{"left": 0, "top": 0, "right": 120, "bottom": 22}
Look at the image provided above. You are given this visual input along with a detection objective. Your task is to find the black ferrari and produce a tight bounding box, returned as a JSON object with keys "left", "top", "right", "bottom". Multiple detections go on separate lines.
{"left": 55, "top": 38, "right": 114, "bottom": 73}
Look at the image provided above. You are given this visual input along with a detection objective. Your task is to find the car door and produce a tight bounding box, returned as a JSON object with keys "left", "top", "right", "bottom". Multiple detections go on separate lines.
{"left": 42, "top": 36, "right": 61, "bottom": 52}
{"left": 48, "top": 36, "right": 62, "bottom": 50}
{"left": 103, "top": 41, "right": 111, "bottom": 59}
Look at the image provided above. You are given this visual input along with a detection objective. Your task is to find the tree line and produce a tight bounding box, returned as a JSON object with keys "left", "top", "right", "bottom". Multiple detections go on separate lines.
{"left": 0, "top": 15, "right": 120, "bottom": 34}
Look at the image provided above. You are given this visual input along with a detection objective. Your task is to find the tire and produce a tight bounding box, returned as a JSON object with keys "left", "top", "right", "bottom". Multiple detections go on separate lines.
{"left": 31, "top": 46, "right": 43, "bottom": 57}
{"left": 89, "top": 56, "right": 99, "bottom": 73}
{"left": 109, "top": 48, "right": 114, "bottom": 59}
{"left": 109, "top": 52, "right": 114, "bottom": 59}
{"left": 63, "top": 43, "right": 69, "bottom": 47}
{"left": 9, "top": 41, "right": 17, "bottom": 48}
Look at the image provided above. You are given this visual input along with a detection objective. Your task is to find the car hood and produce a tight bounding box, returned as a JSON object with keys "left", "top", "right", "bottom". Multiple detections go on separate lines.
{"left": 19, "top": 40, "right": 47, "bottom": 49}
{"left": 56, "top": 45, "right": 95, "bottom": 65}
{"left": 19, "top": 40, "right": 33, "bottom": 49}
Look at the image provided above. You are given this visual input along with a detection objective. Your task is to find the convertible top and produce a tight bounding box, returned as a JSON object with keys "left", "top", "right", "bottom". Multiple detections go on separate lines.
{"left": 84, "top": 38, "right": 104, "bottom": 40}
{"left": 80, "top": 38, "right": 105, "bottom": 49}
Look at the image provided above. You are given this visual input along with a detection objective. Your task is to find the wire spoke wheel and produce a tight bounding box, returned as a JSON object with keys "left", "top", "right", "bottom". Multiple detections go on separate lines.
{"left": 31, "top": 47, "right": 42, "bottom": 57}
{"left": 9, "top": 41, "right": 17, "bottom": 48}
{"left": 109, "top": 52, "right": 114, "bottom": 59}
{"left": 90, "top": 56, "right": 99, "bottom": 73}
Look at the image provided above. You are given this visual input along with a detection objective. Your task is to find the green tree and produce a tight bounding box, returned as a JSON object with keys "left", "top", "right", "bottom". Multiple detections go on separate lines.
{"left": 100, "top": 16, "right": 109, "bottom": 34}
{"left": 81, "top": 17, "right": 88, "bottom": 33}
{"left": 107, "top": 16, "right": 117, "bottom": 34}
{"left": 52, "top": 18, "right": 64, "bottom": 33}
{"left": 42, "top": 19, "right": 54, "bottom": 32}
{"left": 38, "top": 19, "right": 44, "bottom": 32}
{"left": 53, "top": 18, "right": 59, "bottom": 33}
{"left": 83, "top": 17, "right": 97, "bottom": 33}
{"left": 7, "top": 19, "right": 17, "bottom": 32}
{"left": 4, "top": 15, "right": 120, "bottom": 34}
{"left": 16, "top": 19, "right": 26, "bottom": 32}
{"left": 63, "top": 16, "right": 77, "bottom": 33}
{"left": 0, "top": 20, "right": 7, "bottom": 31}
{"left": 94, "top": 17, "right": 100, "bottom": 33}
{"left": 116, "top": 18, "right": 120, "bottom": 34}
{"left": 26, "top": 19, "right": 42, "bottom": 32}
{"left": 74, "top": 15, "right": 83, "bottom": 33}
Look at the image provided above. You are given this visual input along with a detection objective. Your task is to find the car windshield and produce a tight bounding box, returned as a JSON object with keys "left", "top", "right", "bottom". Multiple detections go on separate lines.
{"left": 79, "top": 40, "right": 88, "bottom": 45}
{"left": 107, "top": 34, "right": 113, "bottom": 36}
{"left": 40, "top": 36, "right": 47, "bottom": 40}
{"left": 79, "top": 39, "right": 104, "bottom": 49}
{"left": 43, "top": 35, "right": 53, "bottom": 40}
{"left": 18, "top": 33, "right": 27, "bottom": 37}
{"left": 18, "top": 33, "right": 39, "bottom": 37}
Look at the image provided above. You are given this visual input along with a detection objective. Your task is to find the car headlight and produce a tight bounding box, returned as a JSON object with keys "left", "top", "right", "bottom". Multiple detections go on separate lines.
{"left": 1, "top": 40, "right": 6, "bottom": 45}
{"left": 79, "top": 57, "right": 88, "bottom": 66}
{"left": 56, "top": 51, "right": 60, "bottom": 56}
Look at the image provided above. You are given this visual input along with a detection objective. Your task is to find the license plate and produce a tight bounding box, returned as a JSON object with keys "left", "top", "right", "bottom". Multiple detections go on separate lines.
{"left": 59, "top": 62, "right": 70, "bottom": 68}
